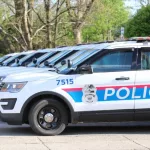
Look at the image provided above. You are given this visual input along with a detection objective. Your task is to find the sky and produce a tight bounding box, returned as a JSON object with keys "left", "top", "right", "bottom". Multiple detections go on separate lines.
{"left": 124, "top": 0, "right": 141, "bottom": 14}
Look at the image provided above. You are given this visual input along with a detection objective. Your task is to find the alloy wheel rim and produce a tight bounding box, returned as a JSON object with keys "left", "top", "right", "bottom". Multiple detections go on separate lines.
{"left": 37, "top": 106, "right": 61, "bottom": 130}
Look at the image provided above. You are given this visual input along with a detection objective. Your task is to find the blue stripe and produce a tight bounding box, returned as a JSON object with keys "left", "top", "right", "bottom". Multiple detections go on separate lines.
{"left": 67, "top": 88, "right": 150, "bottom": 103}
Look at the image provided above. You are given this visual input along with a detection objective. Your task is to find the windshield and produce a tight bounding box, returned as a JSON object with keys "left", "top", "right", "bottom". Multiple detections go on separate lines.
{"left": 2, "top": 54, "right": 26, "bottom": 66}
{"left": 27, "top": 51, "right": 58, "bottom": 67}
{"left": 0, "top": 55, "right": 11, "bottom": 63}
{"left": 34, "top": 52, "right": 56, "bottom": 62}
{"left": 19, "top": 52, "right": 35, "bottom": 63}
{"left": 39, "top": 50, "right": 75, "bottom": 67}
{"left": 20, "top": 52, "right": 47, "bottom": 66}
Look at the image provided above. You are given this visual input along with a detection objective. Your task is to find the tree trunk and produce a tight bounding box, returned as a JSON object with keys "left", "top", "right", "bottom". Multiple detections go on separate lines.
{"left": 14, "top": 0, "right": 24, "bottom": 19}
{"left": 53, "top": 0, "right": 60, "bottom": 48}
{"left": 53, "top": 18, "right": 58, "bottom": 48}
{"left": 22, "top": 0, "right": 33, "bottom": 49}
{"left": 27, "top": 0, "right": 34, "bottom": 36}
{"left": 73, "top": 27, "right": 82, "bottom": 44}
{"left": 102, "top": 31, "right": 106, "bottom": 41}
{"left": 14, "top": 0, "right": 33, "bottom": 50}
{"left": 65, "top": 0, "right": 95, "bottom": 45}
{"left": 44, "top": 0, "right": 52, "bottom": 48}
{"left": 4, "top": 36, "right": 15, "bottom": 53}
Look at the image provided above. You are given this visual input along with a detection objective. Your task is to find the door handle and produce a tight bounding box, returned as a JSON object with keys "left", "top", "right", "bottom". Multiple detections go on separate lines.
{"left": 115, "top": 77, "right": 130, "bottom": 80}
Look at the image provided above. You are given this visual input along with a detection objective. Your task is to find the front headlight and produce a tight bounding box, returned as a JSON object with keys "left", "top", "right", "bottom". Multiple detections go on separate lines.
{"left": 0, "top": 82, "right": 27, "bottom": 93}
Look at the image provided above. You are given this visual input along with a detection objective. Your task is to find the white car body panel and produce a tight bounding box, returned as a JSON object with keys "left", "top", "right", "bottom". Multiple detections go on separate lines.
{"left": 1, "top": 41, "right": 150, "bottom": 127}
{"left": 0, "top": 68, "right": 55, "bottom": 79}
{"left": 0, "top": 70, "right": 136, "bottom": 113}
{"left": 134, "top": 70, "right": 150, "bottom": 109}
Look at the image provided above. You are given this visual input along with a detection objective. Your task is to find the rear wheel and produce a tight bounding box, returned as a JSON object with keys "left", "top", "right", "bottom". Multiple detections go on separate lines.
{"left": 28, "top": 98, "right": 68, "bottom": 135}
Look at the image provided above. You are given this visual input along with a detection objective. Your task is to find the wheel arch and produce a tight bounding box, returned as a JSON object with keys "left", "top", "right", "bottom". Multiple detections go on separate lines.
{"left": 21, "top": 91, "right": 77, "bottom": 124}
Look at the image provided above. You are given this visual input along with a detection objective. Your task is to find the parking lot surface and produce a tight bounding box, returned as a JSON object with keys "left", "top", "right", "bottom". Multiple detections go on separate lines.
{"left": 1, "top": 121, "right": 150, "bottom": 150}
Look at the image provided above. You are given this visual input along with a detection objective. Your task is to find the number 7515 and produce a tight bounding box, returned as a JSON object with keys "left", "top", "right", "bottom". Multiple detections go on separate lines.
{"left": 56, "top": 79, "right": 74, "bottom": 85}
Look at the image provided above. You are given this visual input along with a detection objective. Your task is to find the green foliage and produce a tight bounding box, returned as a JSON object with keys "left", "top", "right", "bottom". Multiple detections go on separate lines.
{"left": 125, "top": 5, "right": 150, "bottom": 37}
{"left": 82, "top": 0, "right": 129, "bottom": 42}
{"left": 0, "top": 0, "right": 130, "bottom": 54}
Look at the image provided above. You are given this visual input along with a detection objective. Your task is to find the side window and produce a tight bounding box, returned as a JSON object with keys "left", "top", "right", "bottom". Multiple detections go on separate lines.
{"left": 141, "top": 51, "right": 150, "bottom": 70}
{"left": 91, "top": 50, "right": 133, "bottom": 72}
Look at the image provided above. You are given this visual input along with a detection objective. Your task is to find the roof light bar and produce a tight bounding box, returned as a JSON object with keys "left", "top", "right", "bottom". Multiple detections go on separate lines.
{"left": 129, "top": 37, "right": 150, "bottom": 41}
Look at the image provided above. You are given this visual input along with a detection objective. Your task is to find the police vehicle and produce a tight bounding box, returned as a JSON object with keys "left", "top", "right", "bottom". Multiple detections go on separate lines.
{"left": 0, "top": 53, "right": 19, "bottom": 64}
{"left": 0, "top": 46, "right": 80, "bottom": 82}
{"left": 10, "top": 49, "right": 47, "bottom": 67}
{"left": 1, "top": 51, "right": 35, "bottom": 67}
{"left": 1, "top": 38, "right": 150, "bottom": 135}
{"left": 27, "top": 46, "right": 76, "bottom": 67}
{"left": 0, "top": 49, "right": 55, "bottom": 77}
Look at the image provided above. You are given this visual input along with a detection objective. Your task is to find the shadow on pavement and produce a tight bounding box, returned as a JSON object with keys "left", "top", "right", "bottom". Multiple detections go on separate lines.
{"left": 63, "top": 125, "right": 150, "bottom": 136}
{"left": 0, "top": 122, "right": 150, "bottom": 136}
{"left": 0, "top": 121, "right": 34, "bottom": 136}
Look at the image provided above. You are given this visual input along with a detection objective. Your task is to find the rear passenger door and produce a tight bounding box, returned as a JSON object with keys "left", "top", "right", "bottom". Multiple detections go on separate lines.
{"left": 134, "top": 47, "right": 150, "bottom": 121}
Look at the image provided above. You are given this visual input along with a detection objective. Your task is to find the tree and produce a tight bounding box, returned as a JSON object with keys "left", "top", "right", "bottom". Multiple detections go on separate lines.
{"left": 44, "top": 0, "right": 51, "bottom": 48}
{"left": 0, "top": 0, "right": 132, "bottom": 54}
{"left": 34, "top": 0, "right": 71, "bottom": 48}
{"left": 43, "top": 0, "right": 67, "bottom": 48}
{"left": 14, "top": 0, "right": 33, "bottom": 50}
{"left": 65, "top": 0, "right": 95, "bottom": 44}
{"left": 82, "top": 0, "right": 129, "bottom": 42}
{"left": 125, "top": 5, "right": 150, "bottom": 37}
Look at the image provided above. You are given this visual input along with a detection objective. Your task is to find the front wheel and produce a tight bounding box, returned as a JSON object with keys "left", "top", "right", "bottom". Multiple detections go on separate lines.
{"left": 28, "top": 98, "right": 68, "bottom": 136}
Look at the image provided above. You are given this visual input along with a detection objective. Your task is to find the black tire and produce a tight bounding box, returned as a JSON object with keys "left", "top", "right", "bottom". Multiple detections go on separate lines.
{"left": 28, "top": 98, "right": 68, "bottom": 136}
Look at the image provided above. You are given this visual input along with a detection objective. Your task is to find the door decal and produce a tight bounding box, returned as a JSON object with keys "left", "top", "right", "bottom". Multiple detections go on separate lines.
{"left": 62, "top": 84, "right": 150, "bottom": 103}
{"left": 82, "top": 85, "right": 98, "bottom": 104}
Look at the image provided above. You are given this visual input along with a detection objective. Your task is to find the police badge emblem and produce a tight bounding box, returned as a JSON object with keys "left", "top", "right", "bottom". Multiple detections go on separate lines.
{"left": 82, "top": 84, "right": 98, "bottom": 103}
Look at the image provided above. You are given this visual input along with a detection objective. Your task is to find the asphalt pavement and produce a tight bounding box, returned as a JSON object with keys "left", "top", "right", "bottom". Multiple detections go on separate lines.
{"left": 1, "top": 121, "right": 150, "bottom": 150}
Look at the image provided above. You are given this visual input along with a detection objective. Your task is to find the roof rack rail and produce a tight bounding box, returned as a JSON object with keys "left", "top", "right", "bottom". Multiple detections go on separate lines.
{"left": 127, "top": 37, "right": 150, "bottom": 42}
{"left": 76, "top": 43, "right": 89, "bottom": 46}
{"left": 76, "top": 41, "right": 114, "bottom": 46}
{"left": 56, "top": 46, "right": 67, "bottom": 48}
{"left": 106, "top": 40, "right": 114, "bottom": 43}
{"left": 91, "top": 42, "right": 106, "bottom": 44}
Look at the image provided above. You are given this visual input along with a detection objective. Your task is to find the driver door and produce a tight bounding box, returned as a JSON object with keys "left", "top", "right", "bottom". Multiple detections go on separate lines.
{"left": 66, "top": 48, "right": 137, "bottom": 122}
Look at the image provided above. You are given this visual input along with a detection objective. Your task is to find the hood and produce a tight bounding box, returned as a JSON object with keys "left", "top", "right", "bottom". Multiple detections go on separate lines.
{"left": 0, "top": 66, "right": 26, "bottom": 71}
{"left": 0, "top": 67, "right": 54, "bottom": 76}
{"left": 4, "top": 71, "right": 59, "bottom": 82}
{"left": 0, "top": 67, "right": 27, "bottom": 74}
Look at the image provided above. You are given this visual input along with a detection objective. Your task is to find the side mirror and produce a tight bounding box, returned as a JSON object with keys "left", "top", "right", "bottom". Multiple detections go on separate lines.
{"left": 49, "top": 63, "right": 54, "bottom": 68}
{"left": 44, "top": 61, "right": 49, "bottom": 67}
{"left": 61, "top": 59, "right": 73, "bottom": 68}
{"left": 15, "top": 58, "right": 20, "bottom": 64}
{"left": 32, "top": 57, "right": 37, "bottom": 64}
{"left": 77, "top": 65, "right": 93, "bottom": 74}
{"left": 44, "top": 61, "right": 54, "bottom": 68}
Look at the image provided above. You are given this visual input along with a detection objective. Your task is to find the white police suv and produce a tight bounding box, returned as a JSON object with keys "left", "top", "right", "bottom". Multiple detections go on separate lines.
{"left": 0, "top": 53, "right": 19, "bottom": 64}
{"left": 1, "top": 38, "right": 150, "bottom": 135}
{"left": 1, "top": 51, "right": 35, "bottom": 67}
{"left": 0, "top": 46, "right": 82, "bottom": 83}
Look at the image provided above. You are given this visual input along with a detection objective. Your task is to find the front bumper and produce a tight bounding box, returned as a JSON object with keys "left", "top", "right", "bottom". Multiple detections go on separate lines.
{"left": 0, "top": 98, "right": 17, "bottom": 110}
{"left": 0, "top": 112, "right": 22, "bottom": 125}
{"left": 0, "top": 98, "right": 23, "bottom": 125}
